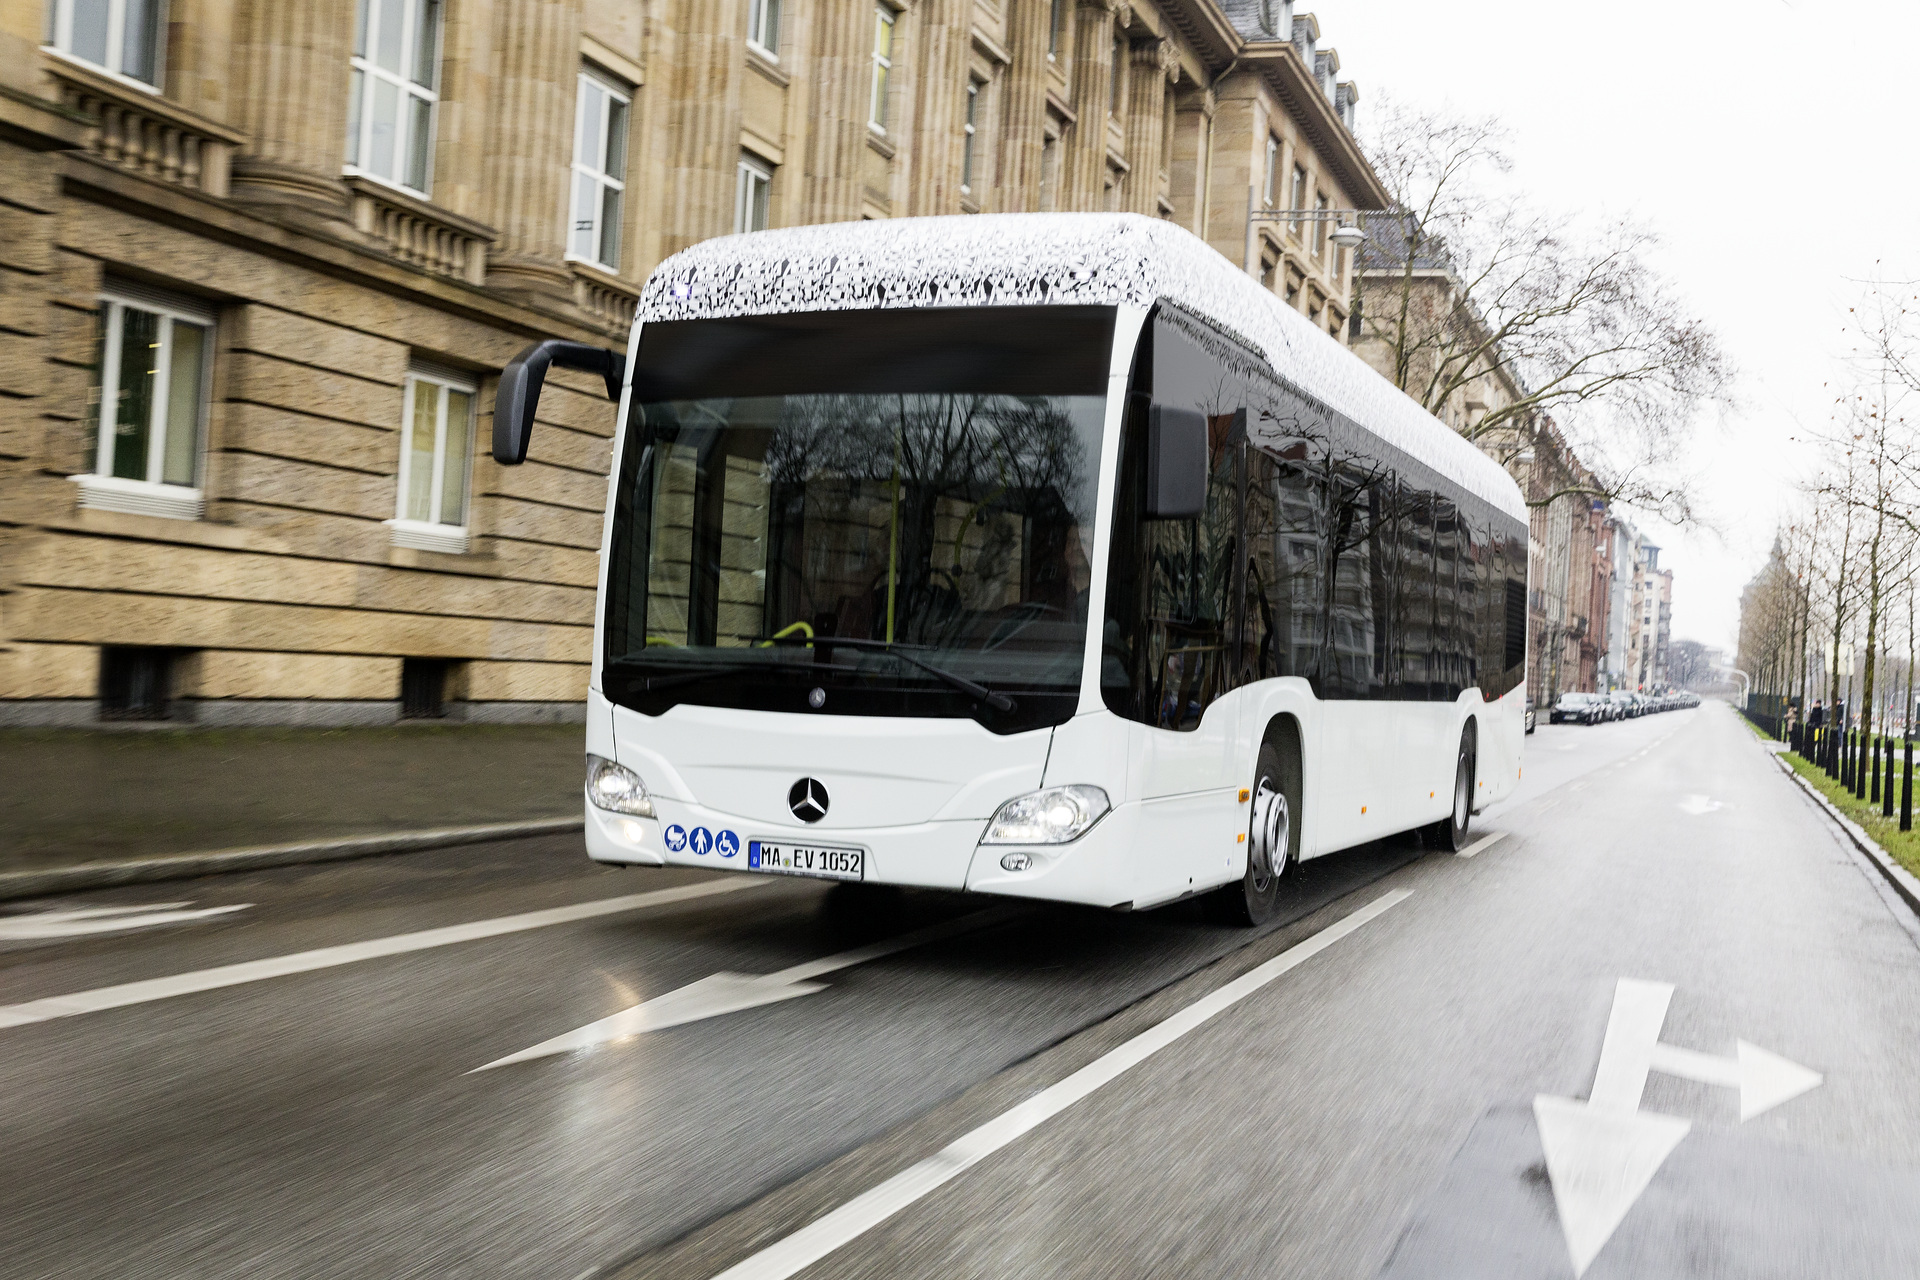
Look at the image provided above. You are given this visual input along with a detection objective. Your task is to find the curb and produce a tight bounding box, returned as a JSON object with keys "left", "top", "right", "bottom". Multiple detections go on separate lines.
{"left": 1769, "top": 753, "right": 1920, "bottom": 919}
{"left": 0, "top": 817, "right": 585, "bottom": 903}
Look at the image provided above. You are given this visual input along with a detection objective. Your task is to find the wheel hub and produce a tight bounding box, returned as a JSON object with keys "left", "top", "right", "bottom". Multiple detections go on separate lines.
{"left": 1250, "top": 780, "right": 1289, "bottom": 885}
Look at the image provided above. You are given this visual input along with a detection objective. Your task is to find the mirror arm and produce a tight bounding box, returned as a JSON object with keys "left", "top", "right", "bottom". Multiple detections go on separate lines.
{"left": 493, "top": 339, "right": 627, "bottom": 465}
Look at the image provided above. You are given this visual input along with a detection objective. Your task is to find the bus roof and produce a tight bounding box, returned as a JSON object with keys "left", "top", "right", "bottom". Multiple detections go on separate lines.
{"left": 639, "top": 212, "right": 1528, "bottom": 519}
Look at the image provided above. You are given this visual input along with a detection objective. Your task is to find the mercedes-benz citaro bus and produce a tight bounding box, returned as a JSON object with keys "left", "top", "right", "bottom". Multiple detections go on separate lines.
{"left": 493, "top": 213, "right": 1528, "bottom": 925}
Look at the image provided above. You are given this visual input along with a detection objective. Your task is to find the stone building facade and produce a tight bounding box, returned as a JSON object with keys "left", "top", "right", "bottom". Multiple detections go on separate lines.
{"left": 0, "top": 0, "right": 1385, "bottom": 726}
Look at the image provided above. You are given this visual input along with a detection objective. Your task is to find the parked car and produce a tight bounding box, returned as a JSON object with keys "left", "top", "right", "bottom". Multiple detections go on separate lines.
{"left": 1552, "top": 692, "right": 1605, "bottom": 725}
{"left": 1525, "top": 699, "right": 1537, "bottom": 734}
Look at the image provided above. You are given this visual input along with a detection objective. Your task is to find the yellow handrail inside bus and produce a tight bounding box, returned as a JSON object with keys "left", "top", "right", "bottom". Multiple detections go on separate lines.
{"left": 761, "top": 620, "right": 815, "bottom": 648}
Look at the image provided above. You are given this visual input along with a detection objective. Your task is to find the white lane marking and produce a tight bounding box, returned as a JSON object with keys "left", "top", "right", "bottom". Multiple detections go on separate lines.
{"left": 0, "top": 878, "right": 765, "bottom": 1030}
{"left": 1455, "top": 831, "right": 1506, "bottom": 859}
{"left": 0, "top": 902, "right": 251, "bottom": 941}
{"left": 475, "top": 905, "right": 1025, "bottom": 1071}
{"left": 1536, "top": 978, "right": 1826, "bottom": 1276}
{"left": 706, "top": 888, "right": 1412, "bottom": 1280}
{"left": 1677, "top": 794, "right": 1724, "bottom": 815}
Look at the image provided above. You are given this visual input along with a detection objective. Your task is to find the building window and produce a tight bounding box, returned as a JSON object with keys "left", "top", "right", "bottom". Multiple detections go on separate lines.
{"left": 346, "top": 0, "right": 442, "bottom": 195}
{"left": 400, "top": 657, "right": 450, "bottom": 718}
{"left": 1289, "top": 163, "right": 1307, "bottom": 235}
{"left": 100, "top": 646, "right": 177, "bottom": 720}
{"left": 1263, "top": 136, "right": 1279, "bottom": 207}
{"left": 1049, "top": 0, "right": 1065, "bottom": 57}
{"left": 80, "top": 286, "right": 212, "bottom": 520}
{"left": 48, "top": 0, "right": 164, "bottom": 86}
{"left": 1110, "top": 35, "right": 1124, "bottom": 115}
{"left": 870, "top": 5, "right": 894, "bottom": 130}
{"left": 747, "top": 0, "right": 780, "bottom": 56}
{"left": 390, "top": 363, "right": 474, "bottom": 553}
{"left": 962, "top": 78, "right": 981, "bottom": 194}
{"left": 1314, "top": 191, "right": 1330, "bottom": 257}
{"left": 736, "top": 155, "right": 773, "bottom": 232}
{"left": 569, "top": 71, "right": 630, "bottom": 270}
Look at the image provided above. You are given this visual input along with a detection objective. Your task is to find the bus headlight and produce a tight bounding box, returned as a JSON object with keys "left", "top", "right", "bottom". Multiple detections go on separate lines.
{"left": 981, "top": 785, "right": 1110, "bottom": 845}
{"left": 586, "top": 755, "right": 655, "bottom": 817}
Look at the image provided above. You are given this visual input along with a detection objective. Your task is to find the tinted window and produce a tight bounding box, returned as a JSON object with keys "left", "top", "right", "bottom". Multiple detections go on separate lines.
{"left": 1104, "top": 303, "right": 1525, "bottom": 725}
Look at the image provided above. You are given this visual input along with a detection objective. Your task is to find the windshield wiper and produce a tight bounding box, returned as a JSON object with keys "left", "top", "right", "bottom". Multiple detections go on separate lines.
{"left": 610, "top": 663, "right": 742, "bottom": 694}
{"left": 760, "top": 635, "right": 1017, "bottom": 713}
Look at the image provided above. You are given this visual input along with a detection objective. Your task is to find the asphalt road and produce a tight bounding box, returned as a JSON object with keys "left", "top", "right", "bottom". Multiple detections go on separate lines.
{"left": 5, "top": 704, "right": 1919, "bottom": 1279}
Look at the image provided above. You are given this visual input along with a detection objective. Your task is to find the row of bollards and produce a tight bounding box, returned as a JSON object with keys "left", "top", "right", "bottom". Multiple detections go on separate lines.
{"left": 1795, "top": 724, "right": 1914, "bottom": 832}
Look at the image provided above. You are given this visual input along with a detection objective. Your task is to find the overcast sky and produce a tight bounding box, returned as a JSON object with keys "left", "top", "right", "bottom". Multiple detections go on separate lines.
{"left": 1306, "top": 0, "right": 1916, "bottom": 653}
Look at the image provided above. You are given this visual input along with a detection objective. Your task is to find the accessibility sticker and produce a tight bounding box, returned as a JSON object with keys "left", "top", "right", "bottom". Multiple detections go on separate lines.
{"left": 716, "top": 830, "right": 740, "bottom": 858}
{"left": 663, "top": 824, "right": 687, "bottom": 852}
{"left": 689, "top": 826, "right": 713, "bottom": 856}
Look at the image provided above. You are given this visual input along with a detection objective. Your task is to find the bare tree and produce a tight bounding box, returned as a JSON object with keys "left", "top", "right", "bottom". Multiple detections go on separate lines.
{"left": 1354, "top": 101, "right": 1733, "bottom": 523}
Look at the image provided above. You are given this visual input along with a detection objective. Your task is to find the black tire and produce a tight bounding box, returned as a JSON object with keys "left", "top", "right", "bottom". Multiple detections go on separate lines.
{"left": 1425, "top": 734, "right": 1475, "bottom": 851}
{"left": 1209, "top": 740, "right": 1296, "bottom": 926}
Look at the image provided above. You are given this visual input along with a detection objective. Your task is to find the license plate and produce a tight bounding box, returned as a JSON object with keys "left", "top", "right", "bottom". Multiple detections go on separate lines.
{"left": 746, "top": 839, "right": 865, "bottom": 882}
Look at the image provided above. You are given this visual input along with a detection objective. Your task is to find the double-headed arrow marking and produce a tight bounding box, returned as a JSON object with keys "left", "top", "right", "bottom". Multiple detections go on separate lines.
{"left": 1534, "top": 978, "right": 1823, "bottom": 1276}
{"left": 473, "top": 904, "right": 1025, "bottom": 1071}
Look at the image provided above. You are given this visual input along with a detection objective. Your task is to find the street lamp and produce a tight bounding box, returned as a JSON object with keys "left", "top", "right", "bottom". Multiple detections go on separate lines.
{"left": 1243, "top": 190, "right": 1370, "bottom": 272}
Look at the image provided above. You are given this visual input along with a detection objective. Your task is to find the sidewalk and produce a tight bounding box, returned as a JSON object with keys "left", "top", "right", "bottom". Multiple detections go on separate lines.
{"left": 0, "top": 724, "right": 586, "bottom": 877}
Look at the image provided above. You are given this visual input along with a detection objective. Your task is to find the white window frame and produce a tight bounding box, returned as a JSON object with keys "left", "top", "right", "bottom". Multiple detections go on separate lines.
{"left": 747, "top": 0, "right": 780, "bottom": 59}
{"left": 869, "top": 5, "right": 895, "bottom": 133}
{"left": 735, "top": 155, "right": 773, "bottom": 234}
{"left": 74, "top": 285, "right": 214, "bottom": 522}
{"left": 46, "top": 0, "right": 166, "bottom": 90}
{"left": 345, "top": 0, "right": 443, "bottom": 198}
{"left": 961, "top": 78, "right": 981, "bottom": 196}
{"left": 567, "top": 69, "right": 631, "bottom": 271}
{"left": 388, "top": 363, "right": 476, "bottom": 554}
{"left": 1263, "top": 136, "right": 1279, "bottom": 207}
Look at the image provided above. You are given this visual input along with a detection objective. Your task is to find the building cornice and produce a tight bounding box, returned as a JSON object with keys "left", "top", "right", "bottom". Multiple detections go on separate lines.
{"left": 1236, "top": 41, "right": 1388, "bottom": 208}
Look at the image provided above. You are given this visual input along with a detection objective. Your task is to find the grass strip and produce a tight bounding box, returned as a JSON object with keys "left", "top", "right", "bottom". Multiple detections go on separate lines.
{"left": 1778, "top": 746, "right": 1920, "bottom": 878}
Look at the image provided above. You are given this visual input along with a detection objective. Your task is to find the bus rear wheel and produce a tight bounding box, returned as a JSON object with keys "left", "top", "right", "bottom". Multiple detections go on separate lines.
{"left": 1210, "top": 742, "right": 1294, "bottom": 926}
{"left": 1425, "top": 736, "right": 1475, "bottom": 852}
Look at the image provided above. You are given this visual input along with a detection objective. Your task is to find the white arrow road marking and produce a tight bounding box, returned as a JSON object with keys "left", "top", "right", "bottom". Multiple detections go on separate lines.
{"left": 1677, "top": 794, "right": 1724, "bottom": 815}
{"left": 0, "top": 902, "right": 252, "bottom": 941}
{"left": 474, "top": 905, "right": 1026, "bottom": 1071}
{"left": 1536, "top": 978, "right": 1825, "bottom": 1276}
{"left": 702, "top": 889, "right": 1411, "bottom": 1280}
{"left": 0, "top": 877, "right": 765, "bottom": 1030}
{"left": 1534, "top": 1096, "right": 1691, "bottom": 1279}
{"left": 1648, "top": 1041, "right": 1824, "bottom": 1122}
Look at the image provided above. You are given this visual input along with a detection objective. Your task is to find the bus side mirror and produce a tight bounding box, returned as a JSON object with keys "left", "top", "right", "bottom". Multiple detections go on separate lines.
{"left": 493, "top": 340, "right": 627, "bottom": 465}
{"left": 1145, "top": 404, "right": 1208, "bottom": 519}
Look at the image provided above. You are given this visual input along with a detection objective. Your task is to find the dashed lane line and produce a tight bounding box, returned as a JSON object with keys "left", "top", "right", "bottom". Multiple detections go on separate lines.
{"left": 703, "top": 888, "right": 1413, "bottom": 1280}
{"left": 1456, "top": 831, "right": 1507, "bottom": 859}
{"left": 0, "top": 877, "right": 766, "bottom": 1029}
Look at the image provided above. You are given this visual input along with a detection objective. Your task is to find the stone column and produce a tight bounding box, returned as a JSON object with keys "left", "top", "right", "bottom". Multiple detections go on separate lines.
{"left": 798, "top": 0, "right": 871, "bottom": 225}
{"left": 1166, "top": 82, "right": 1212, "bottom": 235}
{"left": 228, "top": 0, "right": 357, "bottom": 218}
{"left": 1065, "top": 0, "right": 1122, "bottom": 209}
{"left": 995, "top": 0, "right": 1050, "bottom": 211}
{"left": 482, "top": 0, "right": 581, "bottom": 300}
{"left": 660, "top": 0, "right": 745, "bottom": 252}
{"left": 1123, "top": 37, "right": 1174, "bottom": 215}
{"left": 906, "top": 0, "right": 969, "bottom": 214}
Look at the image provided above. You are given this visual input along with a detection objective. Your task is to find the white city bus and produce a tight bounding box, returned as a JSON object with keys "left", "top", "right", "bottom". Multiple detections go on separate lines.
{"left": 496, "top": 213, "right": 1527, "bottom": 924}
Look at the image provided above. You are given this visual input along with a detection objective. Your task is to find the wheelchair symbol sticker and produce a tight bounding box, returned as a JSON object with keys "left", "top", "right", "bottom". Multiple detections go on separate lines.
{"left": 715, "top": 830, "right": 740, "bottom": 858}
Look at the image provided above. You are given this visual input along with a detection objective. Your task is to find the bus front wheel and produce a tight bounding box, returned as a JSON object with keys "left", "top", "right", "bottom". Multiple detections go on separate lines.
{"left": 1210, "top": 742, "right": 1294, "bottom": 926}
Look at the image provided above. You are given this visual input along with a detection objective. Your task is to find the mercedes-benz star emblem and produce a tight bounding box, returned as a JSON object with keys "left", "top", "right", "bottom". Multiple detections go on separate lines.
{"left": 788, "top": 777, "right": 830, "bottom": 823}
{"left": 808, "top": 687, "right": 826, "bottom": 708}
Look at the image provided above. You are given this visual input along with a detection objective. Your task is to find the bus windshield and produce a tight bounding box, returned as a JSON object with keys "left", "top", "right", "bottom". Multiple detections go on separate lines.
{"left": 602, "top": 307, "right": 1116, "bottom": 732}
